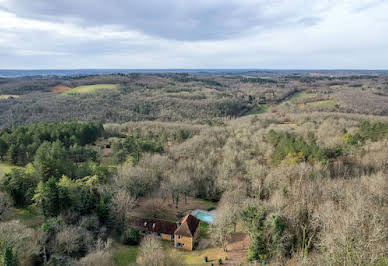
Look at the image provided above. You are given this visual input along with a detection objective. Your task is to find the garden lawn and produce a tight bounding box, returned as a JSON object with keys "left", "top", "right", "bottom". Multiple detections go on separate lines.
{"left": 199, "top": 222, "right": 210, "bottom": 238}
{"left": 179, "top": 247, "right": 227, "bottom": 265}
{"left": 112, "top": 243, "right": 138, "bottom": 266}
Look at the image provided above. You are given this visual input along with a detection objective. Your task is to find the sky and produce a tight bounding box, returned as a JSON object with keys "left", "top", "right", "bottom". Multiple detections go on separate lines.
{"left": 0, "top": 0, "right": 387, "bottom": 69}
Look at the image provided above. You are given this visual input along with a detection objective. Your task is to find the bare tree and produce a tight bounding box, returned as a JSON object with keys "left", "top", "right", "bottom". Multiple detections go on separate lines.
{"left": 136, "top": 235, "right": 181, "bottom": 266}
{"left": 136, "top": 235, "right": 165, "bottom": 266}
{"left": 0, "top": 220, "right": 38, "bottom": 259}
{"left": 0, "top": 192, "right": 12, "bottom": 221}
{"left": 110, "top": 188, "right": 136, "bottom": 227}
{"left": 77, "top": 250, "right": 113, "bottom": 266}
{"left": 55, "top": 226, "right": 93, "bottom": 256}
{"left": 210, "top": 205, "right": 235, "bottom": 252}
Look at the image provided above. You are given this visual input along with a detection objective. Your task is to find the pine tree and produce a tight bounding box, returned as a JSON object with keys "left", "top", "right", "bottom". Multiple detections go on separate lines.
{"left": 3, "top": 246, "right": 19, "bottom": 266}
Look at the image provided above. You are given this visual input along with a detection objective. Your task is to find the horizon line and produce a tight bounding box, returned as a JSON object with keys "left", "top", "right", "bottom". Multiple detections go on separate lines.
{"left": 1, "top": 68, "right": 388, "bottom": 71}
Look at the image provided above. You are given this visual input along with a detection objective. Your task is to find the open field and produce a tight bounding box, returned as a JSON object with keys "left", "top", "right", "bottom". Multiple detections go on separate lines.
{"left": 63, "top": 84, "right": 118, "bottom": 94}
{"left": 0, "top": 94, "right": 19, "bottom": 99}
{"left": 306, "top": 99, "right": 337, "bottom": 106}
{"left": 51, "top": 85, "right": 72, "bottom": 93}
{"left": 289, "top": 91, "right": 317, "bottom": 101}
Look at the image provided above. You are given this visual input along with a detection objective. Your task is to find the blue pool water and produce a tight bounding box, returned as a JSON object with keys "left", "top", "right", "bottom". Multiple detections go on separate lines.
{"left": 194, "top": 211, "right": 214, "bottom": 224}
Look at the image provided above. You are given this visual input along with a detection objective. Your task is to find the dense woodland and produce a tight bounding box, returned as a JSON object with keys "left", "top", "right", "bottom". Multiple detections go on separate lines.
{"left": 1, "top": 72, "right": 388, "bottom": 128}
{"left": 0, "top": 72, "right": 387, "bottom": 265}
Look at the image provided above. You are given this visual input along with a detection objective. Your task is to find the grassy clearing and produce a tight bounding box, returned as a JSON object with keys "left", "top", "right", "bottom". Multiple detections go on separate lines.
{"left": 244, "top": 104, "right": 269, "bottom": 116}
{"left": 63, "top": 84, "right": 118, "bottom": 94}
{"left": 330, "top": 85, "right": 343, "bottom": 89}
{"left": 0, "top": 95, "right": 19, "bottom": 100}
{"left": 0, "top": 162, "right": 23, "bottom": 178}
{"left": 306, "top": 100, "right": 337, "bottom": 107}
{"left": 290, "top": 91, "right": 317, "bottom": 101}
{"left": 11, "top": 206, "right": 44, "bottom": 228}
{"left": 112, "top": 243, "right": 138, "bottom": 266}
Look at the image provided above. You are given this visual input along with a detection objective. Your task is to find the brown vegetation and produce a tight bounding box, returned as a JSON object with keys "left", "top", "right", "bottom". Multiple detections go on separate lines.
{"left": 50, "top": 85, "right": 72, "bottom": 93}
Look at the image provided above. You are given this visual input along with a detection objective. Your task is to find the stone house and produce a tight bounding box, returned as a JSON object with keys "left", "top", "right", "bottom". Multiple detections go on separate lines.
{"left": 130, "top": 214, "right": 200, "bottom": 251}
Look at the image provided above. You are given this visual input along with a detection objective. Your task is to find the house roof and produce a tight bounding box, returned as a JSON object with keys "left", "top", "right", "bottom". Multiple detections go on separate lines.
{"left": 174, "top": 214, "right": 200, "bottom": 237}
{"left": 130, "top": 217, "right": 178, "bottom": 235}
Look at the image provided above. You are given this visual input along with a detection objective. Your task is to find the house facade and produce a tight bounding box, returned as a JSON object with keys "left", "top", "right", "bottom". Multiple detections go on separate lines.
{"left": 174, "top": 214, "right": 200, "bottom": 250}
{"left": 130, "top": 214, "right": 200, "bottom": 251}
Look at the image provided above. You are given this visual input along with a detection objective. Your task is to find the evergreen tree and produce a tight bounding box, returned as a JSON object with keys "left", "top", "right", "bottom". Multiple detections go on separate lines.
{"left": 3, "top": 246, "right": 19, "bottom": 266}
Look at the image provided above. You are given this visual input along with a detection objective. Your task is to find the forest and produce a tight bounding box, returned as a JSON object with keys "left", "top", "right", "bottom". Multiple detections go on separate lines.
{"left": 0, "top": 72, "right": 387, "bottom": 266}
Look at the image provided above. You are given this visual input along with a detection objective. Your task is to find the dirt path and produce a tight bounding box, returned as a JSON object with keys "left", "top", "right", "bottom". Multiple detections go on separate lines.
{"left": 224, "top": 232, "right": 250, "bottom": 265}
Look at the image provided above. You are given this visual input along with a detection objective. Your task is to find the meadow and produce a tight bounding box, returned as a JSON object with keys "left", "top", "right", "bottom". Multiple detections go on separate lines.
{"left": 63, "top": 84, "right": 118, "bottom": 94}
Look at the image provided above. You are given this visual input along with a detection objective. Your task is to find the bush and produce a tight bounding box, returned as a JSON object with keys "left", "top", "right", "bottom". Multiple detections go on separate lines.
{"left": 218, "top": 258, "right": 223, "bottom": 264}
{"left": 121, "top": 227, "right": 140, "bottom": 245}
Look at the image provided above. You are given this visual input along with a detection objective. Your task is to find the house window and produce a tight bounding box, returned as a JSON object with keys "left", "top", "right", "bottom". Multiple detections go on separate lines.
{"left": 178, "top": 235, "right": 181, "bottom": 239}
{"left": 171, "top": 235, "right": 174, "bottom": 240}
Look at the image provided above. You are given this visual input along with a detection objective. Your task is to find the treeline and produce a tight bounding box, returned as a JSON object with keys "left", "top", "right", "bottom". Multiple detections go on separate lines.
{"left": 343, "top": 121, "right": 388, "bottom": 145}
{"left": 240, "top": 77, "right": 277, "bottom": 84}
{"left": 0, "top": 122, "right": 121, "bottom": 265}
{"left": 0, "top": 122, "right": 103, "bottom": 165}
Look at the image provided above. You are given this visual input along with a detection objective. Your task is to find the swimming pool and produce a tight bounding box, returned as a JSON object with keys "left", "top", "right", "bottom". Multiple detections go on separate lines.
{"left": 192, "top": 209, "right": 215, "bottom": 224}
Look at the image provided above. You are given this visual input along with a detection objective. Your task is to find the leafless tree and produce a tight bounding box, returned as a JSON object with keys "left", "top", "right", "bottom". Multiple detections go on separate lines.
{"left": 110, "top": 188, "right": 136, "bottom": 227}
{"left": 0, "top": 192, "right": 12, "bottom": 221}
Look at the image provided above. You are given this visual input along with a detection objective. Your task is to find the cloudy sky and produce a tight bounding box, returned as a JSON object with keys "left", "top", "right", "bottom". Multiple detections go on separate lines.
{"left": 0, "top": 0, "right": 387, "bottom": 69}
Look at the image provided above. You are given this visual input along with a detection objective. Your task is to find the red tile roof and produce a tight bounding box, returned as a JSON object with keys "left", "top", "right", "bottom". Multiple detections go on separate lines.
{"left": 174, "top": 214, "right": 200, "bottom": 237}
{"left": 130, "top": 217, "right": 178, "bottom": 235}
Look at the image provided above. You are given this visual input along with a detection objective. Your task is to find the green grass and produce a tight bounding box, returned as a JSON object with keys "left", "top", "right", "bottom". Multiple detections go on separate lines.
{"left": 306, "top": 100, "right": 337, "bottom": 107}
{"left": 289, "top": 91, "right": 317, "bottom": 102}
{"left": 112, "top": 243, "right": 138, "bottom": 266}
{"left": 197, "top": 199, "right": 218, "bottom": 211}
{"left": 330, "top": 85, "right": 342, "bottom": 89}
{"left": 63, "top": 84, "right": 118, "bottom": 94}
{"left": 179, "top": 247, "right": 226, "bottom": 265}
{"left": 200, "top": 222, "right": 210, "bottom": 238}
{"left": 11, "top": 206, "right": 44, "bottom": 228}
{"left": 244, "top": 104, "right": 269, "bottom": 116}
{"left": 0, "top": 162, "right": 23, "bottom": 178}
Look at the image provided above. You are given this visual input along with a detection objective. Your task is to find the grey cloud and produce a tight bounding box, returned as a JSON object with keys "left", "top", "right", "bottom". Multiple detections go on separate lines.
{"left": 0, "top": 0, "right": 325, "bottom": 41}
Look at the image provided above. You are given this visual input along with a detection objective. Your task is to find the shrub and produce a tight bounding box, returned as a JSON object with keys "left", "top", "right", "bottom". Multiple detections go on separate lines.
{"left": 218, "top": 258, "right": 223, "bottom": 264}
{"left": 121, "top": 227, "right": 140, "bottom": 245}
